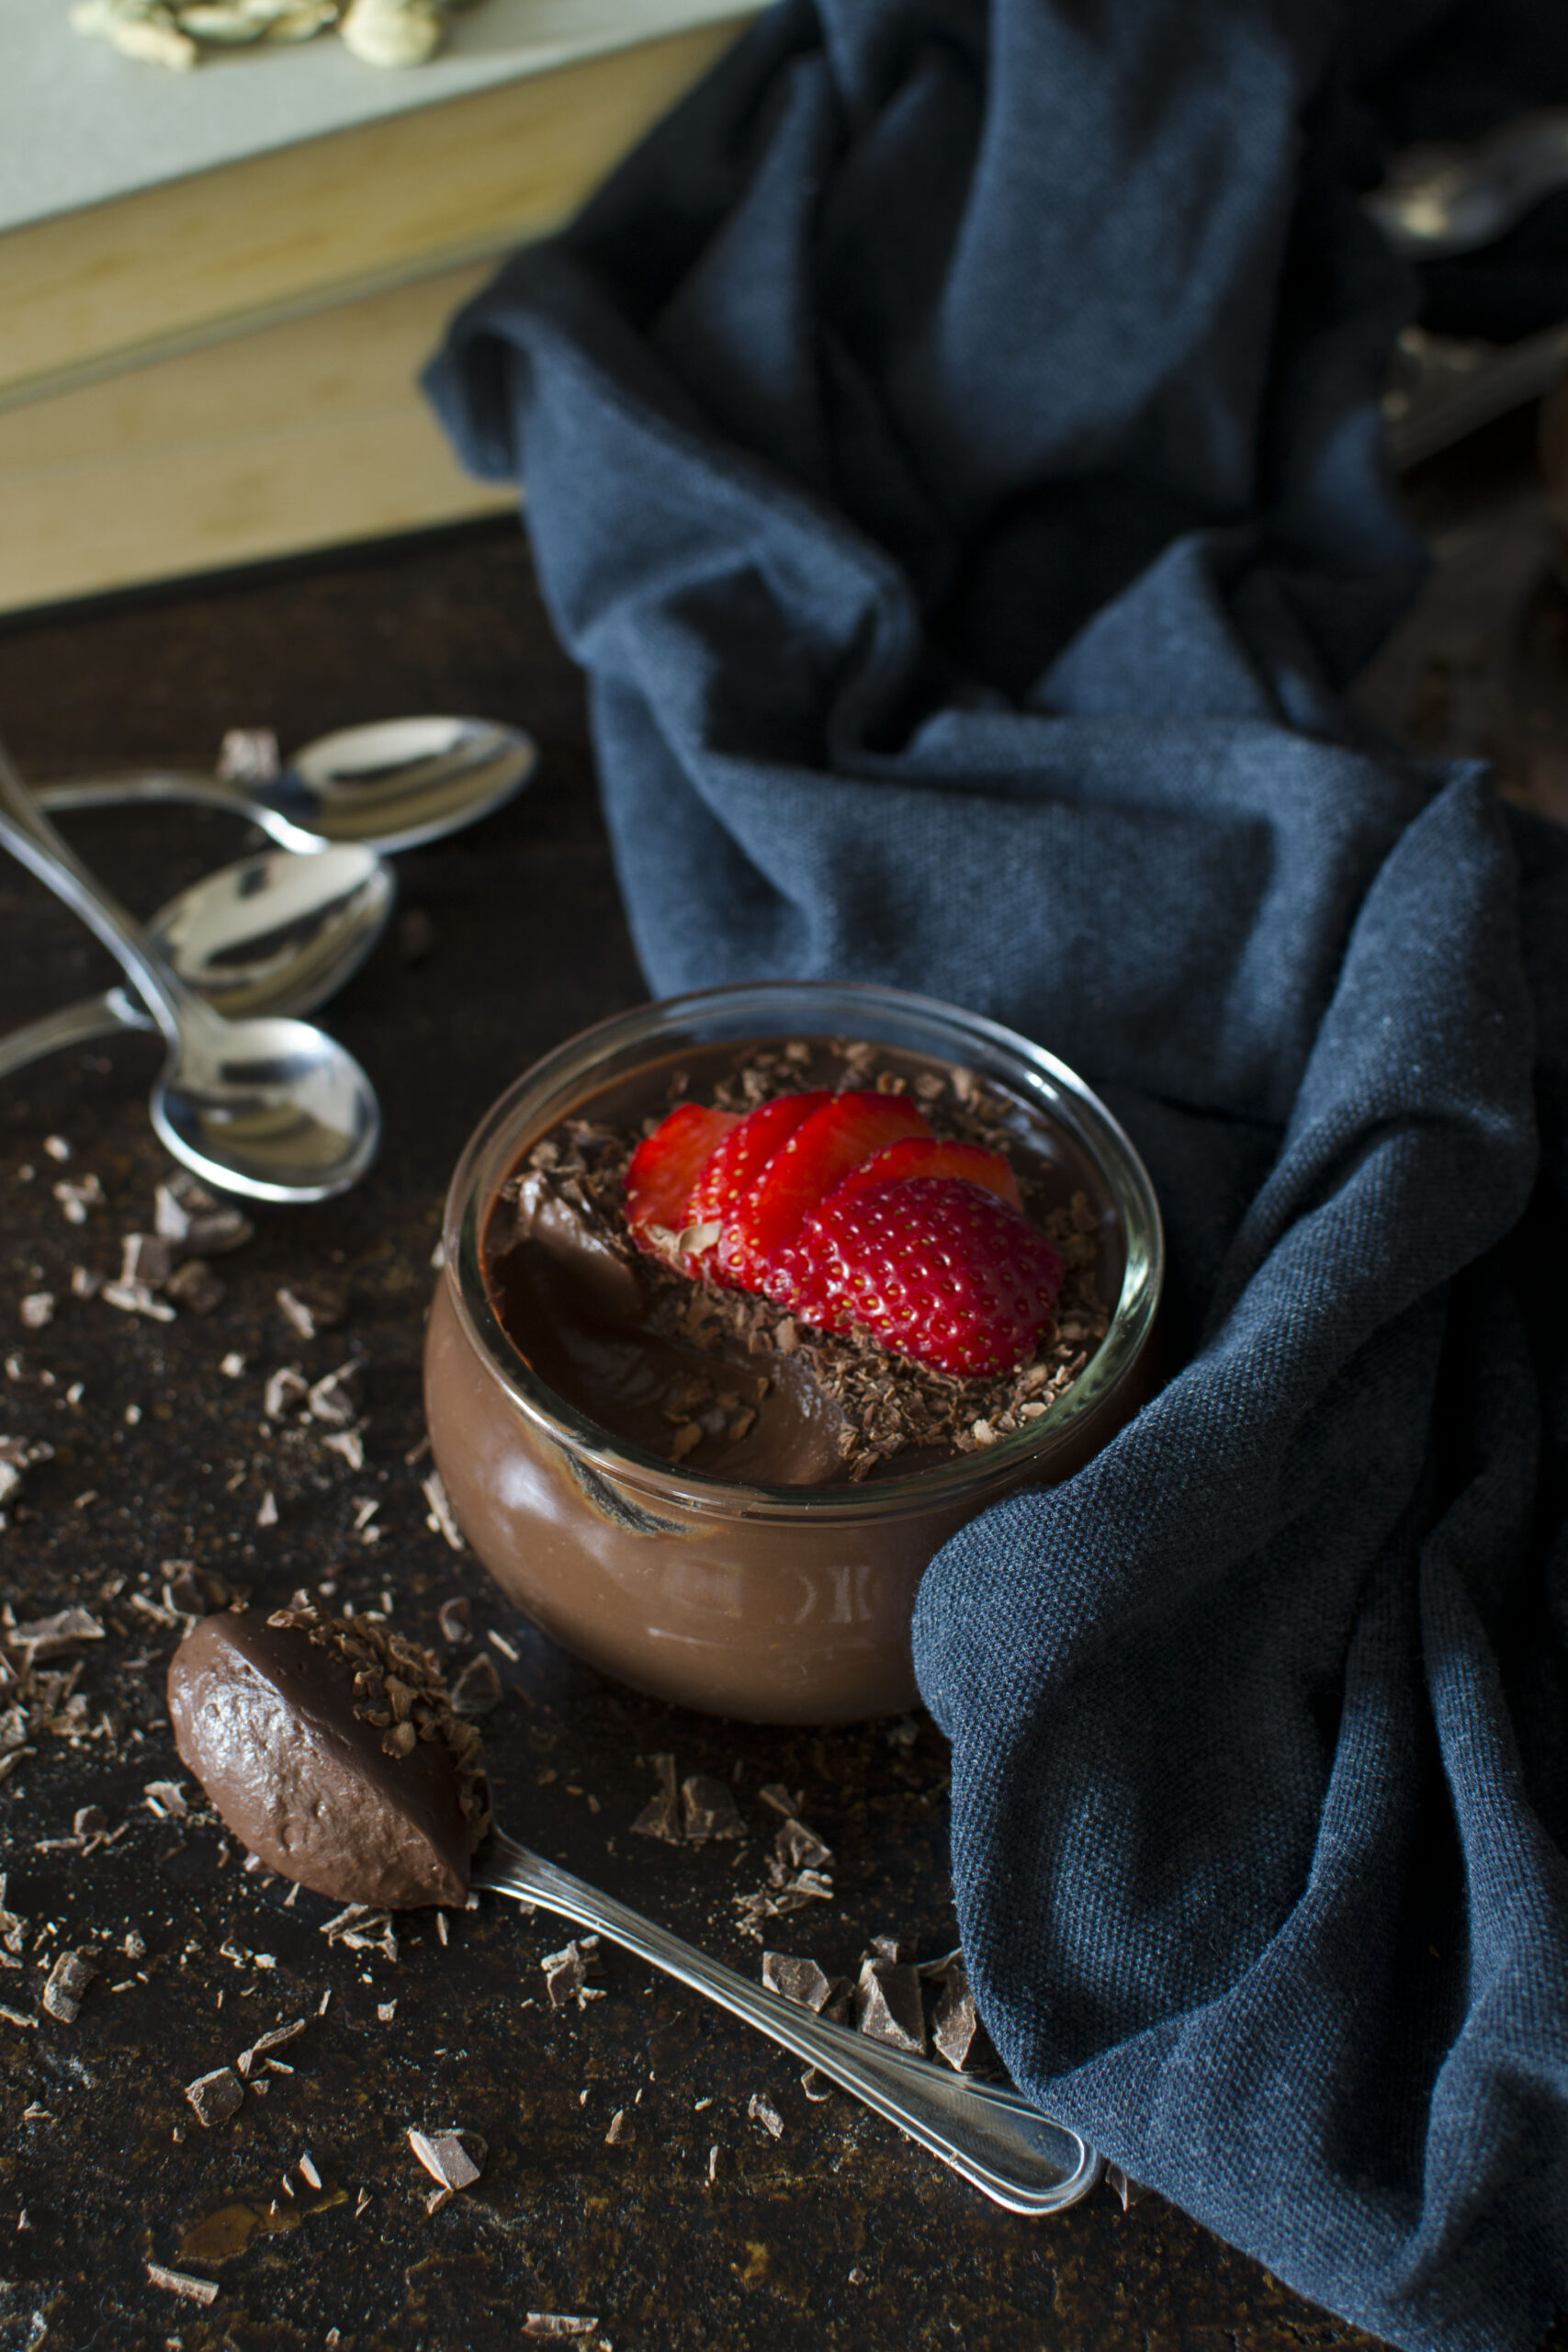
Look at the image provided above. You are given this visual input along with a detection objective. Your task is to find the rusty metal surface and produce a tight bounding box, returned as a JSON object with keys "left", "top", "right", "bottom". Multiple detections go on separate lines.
{"left": 0, "top": 507, "right": 1562, "bottom": 2352}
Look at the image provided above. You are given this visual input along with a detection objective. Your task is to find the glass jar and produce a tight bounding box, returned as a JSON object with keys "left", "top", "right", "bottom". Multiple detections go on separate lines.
{"left": 424, "top": 981, "right": 1163, "bottom": 1723}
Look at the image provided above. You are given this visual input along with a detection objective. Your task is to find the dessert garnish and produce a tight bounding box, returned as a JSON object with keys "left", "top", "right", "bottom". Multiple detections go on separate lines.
{"left": 167, "top": 1600, "right": 490, "bottom": 1909}
{"left": 626, "top": 1087, "right": 1065, "bottom": 1377}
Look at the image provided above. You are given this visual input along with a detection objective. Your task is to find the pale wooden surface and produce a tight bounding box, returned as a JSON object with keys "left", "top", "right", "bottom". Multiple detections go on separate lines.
{"left": 0, "top": 15, "right": 748, "bottom": 406}
{"left": 0, "top": 268, "right": 517, "bottom": 616}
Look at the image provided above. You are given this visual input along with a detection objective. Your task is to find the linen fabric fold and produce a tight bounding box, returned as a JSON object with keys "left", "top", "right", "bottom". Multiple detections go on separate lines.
{"left": 425, "top": 3, "right": 1568, "bottom": 2344}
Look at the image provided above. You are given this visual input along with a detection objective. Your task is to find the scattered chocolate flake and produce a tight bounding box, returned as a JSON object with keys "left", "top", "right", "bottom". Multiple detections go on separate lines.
{"left": 448, "top": 1654, "right": 502, "bottom": 1717}
{"left": 19, "top": 1293, "right": 54, "bottom": 1330}
{"left": 256, "top": 1490, "right": 278, "bottom": 1528}
{"left": 1105, "top": 2163, "right": 1152, "bottom": 2211}
{"left": 541, "top": 1937, "right": 604, "bottom": 2010}
{"left": 185, "top": 2066, "right": 243, "bottom": 2127}
{"left": 523, "top": 2319, "right": 599, "bottom": 2339}
{"left": 143, "top": 1780, "right": 188, "bottom": 1819}
{"left": 422, "top": 1471, "right": 466, "bottom": 1550}
{"left": 630, "top": 1753, "right": 682, "bottom": 1842}
{"left": 7, "top": 1608, "right": 104, "bottom": 1662}
{"left": 437, "top": 1598, "right": 471, "bottom": 1645}
{"left": 299, "top": 2151, "right": 323, "bottom": 2190}
{"left": 0, "top": 1874, "right": 26, "bottom": 1967}
{"left": 408, "top": 2126, "right": 486, "bottom": 2211}
{"left": 853, "top": 1957, "right": 926, "bottom": 2054}
{"left": 604, "top": 2108, "right": 634, "bottom": 2145}
{"left": 0, "top": 2000, "right": 35, "bottom": 2030}
{"left": 147, "top": 2263, "right": 220, "bottom": 2306}
{"left": 53, "top": 1173, "right": 105, "bottom": 1225}
{"left": 800, "top": 2067, "right": 832, "bottom": 2102}
{"left": 681, "top": 1774, "right": 746, "bottom": 1844}
{"left": 41, "top": 1950, "right": 97, "bottom": 2024}
{"left": 772, "top": 1814, "right": 832, "bottom": 1871}
{"left": 276, "top": 1282, "right": 345, "bottom": 1340}
{"left": 747, "top": 2092, "right": 784, "bottom": 2140}
{"left": 929, "top": 1955, "right": 988, "bottom": 2073}
{"left": 164, "top": 1259, "right": 225, "bottom": 1315}
{"left": 120, "top": 1232, "right": 175, "bottom": 1289}
{"left": 761, "top": 1953, "right": 834, "bottom": 2012}
{"left": 264, "top": 1366, "right": 309, "bottom": 1420}
{"left": 101, "top": 1278, "right": 175, "bottom": 1323}
{"left": 308, "top": 1363, "right": 362, "bottom": 1426}
{"left": 237, "top": 2018, "right": 306, "bottom": 2078}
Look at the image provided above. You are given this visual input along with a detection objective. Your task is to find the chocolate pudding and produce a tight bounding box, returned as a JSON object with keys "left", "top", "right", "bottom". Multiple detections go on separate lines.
{"left": 423, "top": 984, "right": 1164, "bottom": 1724}
{"left": 167, "top": 1603, "right": 490, "bottom": 1908}
{"left": 483, "top": 1038, "right": 1111, "bottom": 1485}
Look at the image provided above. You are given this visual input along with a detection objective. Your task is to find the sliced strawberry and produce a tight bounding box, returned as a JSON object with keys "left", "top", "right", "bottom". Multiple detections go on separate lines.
{"left": 732, "top": 1091, "right": 931, "bottom": 1292}
{"left": 773, "top": 1175, "right": 1065, "bottom": 1377}
{"left": 684, "top": 1090, "right": 831, "bottom": 1283}
{"left": 826, "top": 1135, "right": 1021, "bottom": 1214}
{"left": 624, "top": 1102, "right": 740, "bottom": 1261}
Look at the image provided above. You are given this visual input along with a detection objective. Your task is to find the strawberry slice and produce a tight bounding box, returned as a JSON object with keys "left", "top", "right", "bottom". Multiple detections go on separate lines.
{"left": 826, "top": 1135, "right": 1021, "bottom": 1214}
{"left": 733, "top": 1091, "right": 931, "bottom": 1292}
{"left": 774, "top": 1174, "right": 1065, "bottom": 1376}
{"left": 624, "top": 1102, "right": 740, "bottom": 1261}
{"left": 684, "top": 1091, "right": 831, "bottom": 1283}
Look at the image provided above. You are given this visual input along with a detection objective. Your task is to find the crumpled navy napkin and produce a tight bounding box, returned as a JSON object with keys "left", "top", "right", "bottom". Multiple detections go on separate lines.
{"left": 425, "top": 4, "right": 1568, "bottom": 2344}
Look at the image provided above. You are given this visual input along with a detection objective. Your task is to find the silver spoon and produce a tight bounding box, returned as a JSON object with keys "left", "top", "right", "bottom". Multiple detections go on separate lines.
{"left": 1365, "top": 108, "right": 1568, "bottom": 260}
{"left": 0, "top": 843, "right": 395, "bottom": 1083}
{"left": 31, "top": 715, "right": 536, "bottom": 854}
{"left": 476, "top": 1828, "right": 1100, "bottom": 2214}
{"left": 0, "top": 742, "right": 380, "bottom": 1204}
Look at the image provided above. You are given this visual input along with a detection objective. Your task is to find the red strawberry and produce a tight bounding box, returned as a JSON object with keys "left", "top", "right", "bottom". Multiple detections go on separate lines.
{"left": 826, "top": 1135, "right": 1021, "bottom": 1214}
{"left": 625, "top": 1102, "right": 740, "bottom": 1261}
{"left": 728, "top": 1091, "right": 931, "bottom": 1287}
{"left": 773, "top": 1175, "right": 1065, "bottom": 1377}
{"left": 683, "top": 1091, "right": 831, "bottom": 1283}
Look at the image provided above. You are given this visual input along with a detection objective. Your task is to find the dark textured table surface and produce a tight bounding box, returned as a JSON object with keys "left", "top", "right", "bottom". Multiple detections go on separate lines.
{"left": 1, "top": 413, "right": 1564, "bottom": 2352}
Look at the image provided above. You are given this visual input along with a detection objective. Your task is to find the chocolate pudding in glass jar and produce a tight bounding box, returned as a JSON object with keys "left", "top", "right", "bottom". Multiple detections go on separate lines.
{"left": 423, "top": 982, "right": 1162, "bottom": 1724}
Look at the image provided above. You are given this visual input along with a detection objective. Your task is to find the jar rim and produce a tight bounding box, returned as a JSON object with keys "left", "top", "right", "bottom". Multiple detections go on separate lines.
{"left": 441, "top": 980, "right": 1164, "bottom": 1521}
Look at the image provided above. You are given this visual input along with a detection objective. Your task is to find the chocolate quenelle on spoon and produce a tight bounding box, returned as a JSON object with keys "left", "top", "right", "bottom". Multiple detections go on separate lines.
{"left": 168, "top": 1604, "right": 1100, "bottom": 2215}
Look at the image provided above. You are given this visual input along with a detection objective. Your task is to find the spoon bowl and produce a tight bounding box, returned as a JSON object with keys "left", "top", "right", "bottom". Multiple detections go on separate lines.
{"left": 0, "top": 744, "right": 381, "bottom": 1204}
{"left": 33, "top": 713, "right": 536, "bottom": 854}
{"left": 152, "top": 1006, "right": 381, "bottom": 1204}
{"left": 0, "top": 843, "right": 394, "bottom": 1081}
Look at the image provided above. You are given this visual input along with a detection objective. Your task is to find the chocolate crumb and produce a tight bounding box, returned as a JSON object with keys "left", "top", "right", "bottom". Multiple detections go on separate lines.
{"left": 630, "top": 1754, "right": 681, "bottom": 1842}
{"left": 437, "top": 1598, "right": 472, "bottom": 1645}
{"left": 931, "top": 1957, "right": 986, "bottom": 2072}
{"left": 147, "top": 2263, "right": 220, "bottom": 2306}
{"left": 604, "top": 2108, "right": 634, "bottom": 2145}
{"left": 681, "top": 1774, "right": 745, "bottom": 1843}
{"left": 523, "top": 2320, "right": 599, "bottom": 2340}
{"left": 761, "top": 1953, "right": 833, "bottom": 2011}
{"left": 448, "top": 1654, "right": 502, "bottom": 1717}
{"left": 853, "top": 1957, "right": 926, "bottom": 2053}
{"left": 41, "top": 1950, "right": 96, "bottom": 2023}
{"left": 185, "top": 2066, "right": 243, "bottom": 2127}
{"left": 747, "top": 2091, "right": 784, "bottom": 2139}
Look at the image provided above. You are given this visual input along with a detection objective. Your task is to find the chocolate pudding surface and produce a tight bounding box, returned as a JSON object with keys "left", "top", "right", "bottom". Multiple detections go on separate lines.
{"left": 167, "top": 1606, "right": 489, "bottom": 1909}
{"left": 480, "top": 1035, "right": 1117, "bottom": 1490}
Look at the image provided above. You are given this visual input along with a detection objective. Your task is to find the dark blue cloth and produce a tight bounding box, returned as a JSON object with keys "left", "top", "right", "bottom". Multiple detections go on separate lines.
{"left": 425, "top": 5, "right": 1568, "bottom": 2345}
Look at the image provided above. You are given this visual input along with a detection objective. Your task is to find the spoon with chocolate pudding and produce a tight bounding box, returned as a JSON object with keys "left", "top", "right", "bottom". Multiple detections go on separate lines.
{"left": 168, "top": 1604, "right": 1100, "bottom": 2216}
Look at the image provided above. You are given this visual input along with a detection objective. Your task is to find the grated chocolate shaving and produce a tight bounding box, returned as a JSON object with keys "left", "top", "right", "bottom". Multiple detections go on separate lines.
{"left": 265, "top": 1599, "right": 491, "bottom": 1851}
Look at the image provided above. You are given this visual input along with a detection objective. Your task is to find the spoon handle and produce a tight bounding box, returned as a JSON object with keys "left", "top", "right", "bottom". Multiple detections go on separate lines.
{"left": 0, "top": 747, "right": 191, "bottom": 1040}
{"left": 0, "top": 989, "right": 152, "bottom": 1081}
{"left": 33, "top": 772, "right": 261, "bottom": 823}
{"left": 476, "top": 1830, "right": 1100, "bottom": 2216}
